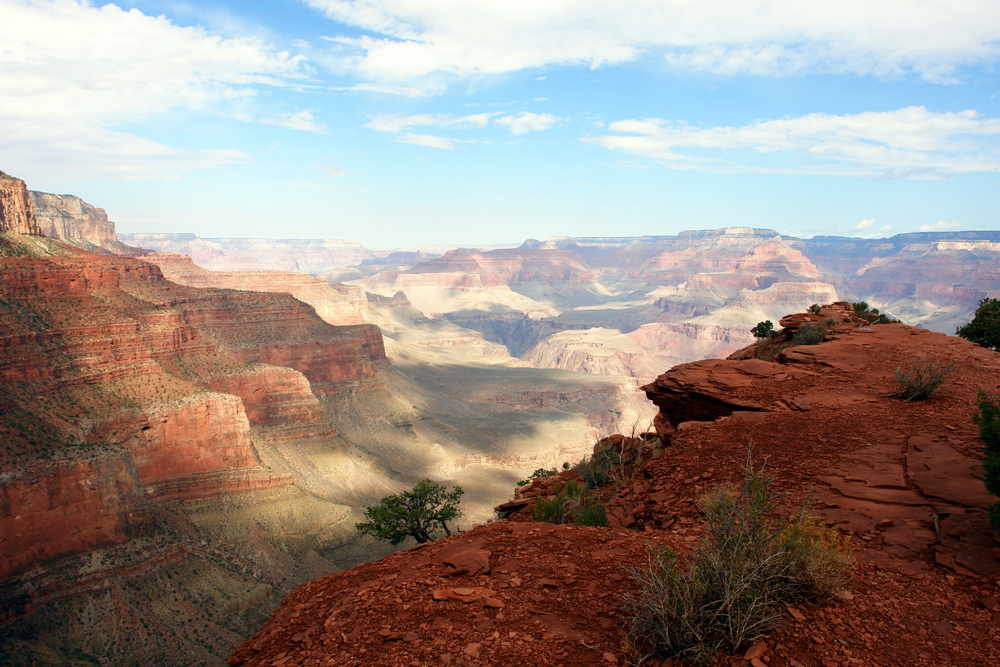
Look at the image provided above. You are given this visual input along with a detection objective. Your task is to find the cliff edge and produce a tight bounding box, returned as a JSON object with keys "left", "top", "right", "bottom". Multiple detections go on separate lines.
{"left": 230, "top": 304, "right": 1000, "bottom": 667}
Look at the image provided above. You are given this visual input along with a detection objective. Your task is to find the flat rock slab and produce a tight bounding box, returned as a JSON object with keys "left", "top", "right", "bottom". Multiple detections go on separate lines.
{"left": 820, "top": 478, "right": 928, "bottom": 506}
{"left": 907, "top": 435, "right": 992, "bottom": 508}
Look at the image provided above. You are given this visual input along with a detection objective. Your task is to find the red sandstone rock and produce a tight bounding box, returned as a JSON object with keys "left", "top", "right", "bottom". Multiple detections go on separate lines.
{"left": 0, "top": 171, "right": 41, "bottom": 235}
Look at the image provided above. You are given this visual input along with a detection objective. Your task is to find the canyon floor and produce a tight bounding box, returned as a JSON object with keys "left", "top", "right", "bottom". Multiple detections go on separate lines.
{"left": 230, "top": 310, "right": 1000, "bottom": 667}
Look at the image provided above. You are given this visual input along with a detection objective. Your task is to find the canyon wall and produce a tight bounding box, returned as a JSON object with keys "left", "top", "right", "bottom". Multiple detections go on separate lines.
{"left": 0, "top": 171, "right": 41, "bottom": 235}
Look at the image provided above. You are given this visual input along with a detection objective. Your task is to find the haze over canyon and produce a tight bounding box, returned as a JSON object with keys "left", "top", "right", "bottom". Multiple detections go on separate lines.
{"left": 2, "top": 169, "right": 999, "bottom": 666}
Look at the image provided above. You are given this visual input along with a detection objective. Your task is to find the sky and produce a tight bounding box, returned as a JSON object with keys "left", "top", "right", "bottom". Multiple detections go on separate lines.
{"left": 2, "top": 0, "right": 1000, "bottom": 247}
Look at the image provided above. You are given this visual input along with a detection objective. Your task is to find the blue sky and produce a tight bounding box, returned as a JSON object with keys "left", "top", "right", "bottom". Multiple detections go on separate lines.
{"left": 2, "top": 0, "right": 999, "bottom": 247}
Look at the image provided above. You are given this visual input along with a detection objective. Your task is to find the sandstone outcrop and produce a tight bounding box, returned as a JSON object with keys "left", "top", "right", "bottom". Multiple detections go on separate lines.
{"left": 233, "top": 304, "right": 1000, "bottom": 667}
{"left": 0, "top": 171, "right": 41, "bottom": 235}
{"left": 28, "top": 191, "right": 142, "bottom": 255}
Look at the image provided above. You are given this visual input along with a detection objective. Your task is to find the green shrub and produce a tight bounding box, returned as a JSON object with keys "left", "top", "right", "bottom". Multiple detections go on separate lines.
{"left": 575, "top": 444, "right": 619, "bottom": 489}
{"left": 975, "top": 391, "right": 1000, "bottom": 531}
{"left": 625, "top": 454, "right": 852, "bottom": 661}
{"left": 531, "top": 480, "right": 608, "bottom": 526}
{"left": 791, "top": 323, "right": 826, "bottom": 346}
{"left": 807, "top": 304, "right": 822, "bottom": 314}
{"left": 574, "top": 496, "right": 609, "bottom": 526}
{"left": 750, "top": 320, "right": 775, "bottom": 339}
{"left": 517, "top": 467, "right": 557, "bottom": 487}
{"left": 851, "top": 301, "right": 870, "bottom": 315}
{"left": 355, "top": 480, "right": 464, "bottom": 545}
{"left": 957, "top": 297, "right": 1000, "bottom": 351}
{"left": 891, "top": 357, "right": 955, "bottom": 401}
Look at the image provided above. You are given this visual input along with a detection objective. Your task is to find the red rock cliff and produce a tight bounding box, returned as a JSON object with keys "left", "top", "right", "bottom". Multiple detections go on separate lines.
{"left": 0, "top": 171, "right": 41, "bottom": 235}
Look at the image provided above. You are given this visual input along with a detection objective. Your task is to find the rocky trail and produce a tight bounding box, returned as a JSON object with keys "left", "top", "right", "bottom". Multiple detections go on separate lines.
{"left": 230, "top": 305, "right": 1000, "bottom": 667}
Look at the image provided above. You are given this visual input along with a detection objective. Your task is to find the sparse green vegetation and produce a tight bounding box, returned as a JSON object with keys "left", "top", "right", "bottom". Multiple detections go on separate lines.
{"left": 973, "top": 391, "right": 1000, "bottom": 530}
{"left": 530, "top": 479, "right": 608, "bottom": 527}
{"left": 355, "top": 479, "right": 464, "bottom": 545}
{"left": 807, "top": 304, "right": 822, "bottom": 314}
{"left": 750, "top": 320, "right": 776, "bottom": 339}
{"left": 957, "top": 297, "right": 1000, "bottom": 351}
{"left": 517, "top": 467, "right": 557, "bottom": 487}
{"left": 791, "top": 323, "right": 827, "bottom": 346}
{"left": 575, "top": 444, "right": 619, "bottom": 489}
{"left": 891, "top": 357, "right": 955, "bottom": 401}
{"left": 625, "top": 452, "right": 852, "bottom": 662}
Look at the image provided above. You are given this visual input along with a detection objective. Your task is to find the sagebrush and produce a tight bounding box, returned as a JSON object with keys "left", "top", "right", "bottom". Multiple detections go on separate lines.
{"left": 625, "top": 453, "right": 852, "bottom": 662}
{"left": 891, "top": 356, "right": 954, "bottom": 401}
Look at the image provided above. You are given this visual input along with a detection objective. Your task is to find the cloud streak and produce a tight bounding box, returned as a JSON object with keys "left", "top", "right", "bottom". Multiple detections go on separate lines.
{"left": 305, "top": 0, "right": 1000, "bottom": 85}
{"left": 584, "top": 107, "right": 1000, "bottom": 177}
{"left": 364, "top": 110, "right": 565, "bottom": 147}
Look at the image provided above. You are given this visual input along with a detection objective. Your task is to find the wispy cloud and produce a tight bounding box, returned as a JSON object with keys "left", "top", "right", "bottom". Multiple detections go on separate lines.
{"left": 261, "top": 110, "right": 327, "bottom": 133}
{"left": 320, "top": 165, "right": 351, "bottom": 178}
{"left": 0, "top": 0, "right": 307, "bottom": 180}
{"left": 305, "top": 0, "right": 1000, "bottom": 85}
{"left": 584, "top": 107, "right": 1000, "bottom": 177}
{"left": 495, "top": 112, "right": 563, "bottom": 135}
{"left": 364, "top": 110, "right": 564, "bottom": 147}
{"left": 919, "top": 220, "right": 963, "bottom": 232}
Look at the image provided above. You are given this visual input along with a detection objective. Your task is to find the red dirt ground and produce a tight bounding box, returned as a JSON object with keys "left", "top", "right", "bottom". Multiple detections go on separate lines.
{"left": 230, "top": 306, "right": 1000, "bottom": 667}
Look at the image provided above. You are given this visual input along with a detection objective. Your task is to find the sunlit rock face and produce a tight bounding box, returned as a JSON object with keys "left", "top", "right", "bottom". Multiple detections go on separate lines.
{"left": 0, "top": 171, "right": 41, "bottom": 235}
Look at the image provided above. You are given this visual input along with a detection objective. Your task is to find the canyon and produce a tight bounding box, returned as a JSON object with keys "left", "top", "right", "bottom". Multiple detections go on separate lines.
{"left": 0, "top": 174, "right": 648, "bottom": 666}
{"left": 4, "top": 172, "right": 1000, "bottom": 666}
{"left": 232, "top": 304, "right": 1000, "bottom": 667}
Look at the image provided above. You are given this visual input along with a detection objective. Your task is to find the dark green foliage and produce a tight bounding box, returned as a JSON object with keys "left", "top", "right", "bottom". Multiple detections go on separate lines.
{"left": 355, "top": 479, "right": 464, "bottom": 545}
{"left": 531, "top": 480, "right": 608, "bottom": 527}
{"left": 974, "top": 390, "right": 1000, "bottom": 456}
{"left": 807, "top": 304, "right": 822, "bottom": 314}
{"left": 974, "top": 391, "right": 1000, "bottom": 531}
{"left": 851, "top": 301, "right": 870, "bottom": 315}
{"left": 891, "top": 357, "right": 954, "bottom": 401}
{"left": 517, "top": 467, "right": 557, "bottom": 487}
{"left": 957, "top": 298, "right": 1000, "bottom": 351}
{"left": 575, "top": 444, "right": 618, "bottom": 489}
{"left": 791, "top": 323, "right": 826, "bottom": 346}
{"left": 750, "top": 320, "right": 775, "bottom": 339}
{"left": 625, "top": 453, "right": 852, "bottom": 661}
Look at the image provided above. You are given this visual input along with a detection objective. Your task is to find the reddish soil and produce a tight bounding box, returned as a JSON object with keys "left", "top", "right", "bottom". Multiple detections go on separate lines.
{"left": 230, "top": 305, "right": 1000, "bottom": 667}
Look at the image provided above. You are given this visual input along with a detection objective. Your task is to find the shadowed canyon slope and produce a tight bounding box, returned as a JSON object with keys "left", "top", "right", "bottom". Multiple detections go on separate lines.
{"left": 231, "top": 305, "right": 1000, "bottom": 667}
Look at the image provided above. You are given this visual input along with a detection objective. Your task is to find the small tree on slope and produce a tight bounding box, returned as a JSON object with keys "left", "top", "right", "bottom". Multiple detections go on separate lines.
{"left": 957, "top": 297, "right": 1000, "bottom": 351}
{"left": 356, "top": 479, "right": 464, "bottom": 545}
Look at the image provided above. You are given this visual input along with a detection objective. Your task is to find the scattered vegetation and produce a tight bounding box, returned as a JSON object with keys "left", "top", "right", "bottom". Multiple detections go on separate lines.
{"left": 790, "top": 323, "right": 827, "bottom": 346}
{"left": 957, "top": 297, "right": 1000, "bottom": 351}
{"left": 355, "top": 479, "right": 464, "bottom": 545}
{"left": 808, "top": 304, "right": 822, "bottom": 314}
{"left": 973, "top": 391, "right": 1000, "bottom": 530}
{"left": 517, "top": 468, "right": 557, "bottom": 487}
{"left": 531, "top": 479, "right": 608, "bottom": 527}
{"left": 575, "top": 444, "right": 620, "bottom": 489}
{"left": 750, "top": 320, "right": 776, "bottom": 339}
{"left": 575, "top": 441, "right": 644, "bottom": 491}
{"left": 625, "top": 452, "right": 852, "bottom": 663}
{"left": 891, "top": 356, "right": 955, "bottom": 401}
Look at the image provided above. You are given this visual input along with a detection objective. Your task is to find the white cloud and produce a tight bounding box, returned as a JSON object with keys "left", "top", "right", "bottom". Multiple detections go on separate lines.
{"left": 919, "top": 220, "right": 962, "bottom": 231}
{"left": 397, "top": 133, "right": 455, "bottom": 149}
{"left": 854, "top": 219, "right": 877, "bottom": 230}
{"left": 330, "top": 82, "right": 430, "bottom": 96}
{"left": 365, "top": 112, "right": 494, "bottom": 133}
{"left": 262, "top": 110, "right": 327, "bottom": 132}
{"left": 364, "top": 110, "right": 563, "bottom": 145}
{"left": 495, "top": 112, "right": 562, "bottom": 135}
{"left": 584, "top": 106, "right": 1000, "bottom": 177}
{"left": 0, "top": 0, "right": 308, "bottom": 179}
{"left": 305, "top": 0, "right": 1000, "bottom": 84}
{"left": 321, "top": 165, "right": 352, "bottom": 177}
